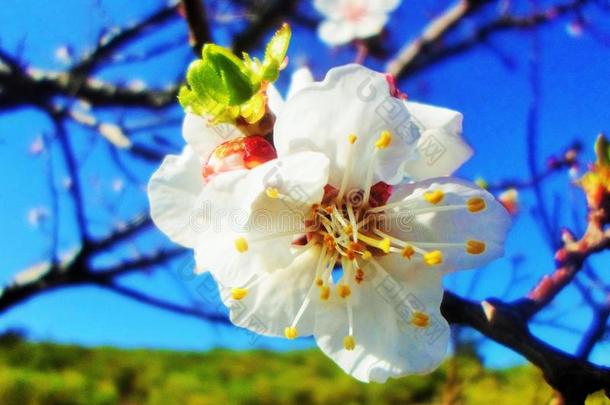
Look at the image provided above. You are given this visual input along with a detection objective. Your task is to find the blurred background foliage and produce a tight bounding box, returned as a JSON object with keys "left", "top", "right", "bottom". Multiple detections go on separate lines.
{"left": 3, "top": 330, "right": 608, "bottom": 405}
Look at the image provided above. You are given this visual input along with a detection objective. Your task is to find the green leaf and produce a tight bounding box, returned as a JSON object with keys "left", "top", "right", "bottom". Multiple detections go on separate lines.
{"left": 186, "top": 59, "right": 228, "bottom": 105}
{"left": 240, "top": 92, "right": 267, "bottom": 124}
{"left": 264, "top": 23, "right": 291, "bottom": 66}
{"left": 203, "top": 44, "right": 257, "bottom": 105}
{"left": 261, "top": 23, "right": 291, "bottom": 83}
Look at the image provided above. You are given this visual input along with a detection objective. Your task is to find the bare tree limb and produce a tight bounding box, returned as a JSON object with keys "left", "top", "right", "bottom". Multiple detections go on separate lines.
{"left": 180, "top": 0, "right": 212, "bottom": 54}
{"left": 387, "top": 0, "right": 591, "bottom": 79}
{"left": 442, "top": 292, "right": 610, "bottom": 403}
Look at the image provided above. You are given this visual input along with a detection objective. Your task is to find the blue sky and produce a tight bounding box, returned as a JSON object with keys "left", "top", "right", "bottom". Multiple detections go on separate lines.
{"left": 0, "top": 0, "right": 609, "bottom": 370}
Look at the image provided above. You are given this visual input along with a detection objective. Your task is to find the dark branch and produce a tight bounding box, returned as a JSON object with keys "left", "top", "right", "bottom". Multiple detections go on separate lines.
{"left": 442, "top": 292, "right": 610, "bottom": 403}
{"left": 388, "top": 0, "right": 591, "bottom": 79}
{"left": 180, "top": 0, "right": 212, "bottom": 54}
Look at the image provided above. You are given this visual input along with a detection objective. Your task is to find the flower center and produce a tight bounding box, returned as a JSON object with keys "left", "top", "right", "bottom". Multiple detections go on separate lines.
{"left": 229, "top": 131, "right": 490, "bottom": 350}
{"left": 341, "top": 0, "right": 368, "bottom": 22}
{"left": 307, "top": 184, "right": 392, "bottom": 264}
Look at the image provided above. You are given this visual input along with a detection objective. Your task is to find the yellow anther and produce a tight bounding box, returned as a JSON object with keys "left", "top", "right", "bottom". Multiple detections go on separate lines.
{"left": 361, "top": 250, "right": 372, "bottom": 261}
{"left": 343, "top": 335, "right": 356, "bottom": 351}
{"left": 319, "top": 286, "right": 330, "bottom": 301}
{"left": 467, "top": 197, "right": 486, "bottom": 212}
{"left": 423, "top": 190, "right": 444, "bottom": 205}
{"left": 411, "top": 311, "right": 430, "bottom": 328}
{"left": 466, "top": 240, "right": 486, "bottom": 255}
{"left": 378, "top": 238, "right": 391, "bottom": 254}
{"left": 343, "top": 224, "right": 353, "bottom": 236}
{"left": 234, "top": 237, "right": 248, "bottom": 253}
{"left": 375, "top": 130, "right": 392, "bottom": 149}
{"left": 358, "top": 234, "right": 391, "bottom": 254}
{"left": 423, "top": 250, "right": 443, "bottom": 266}
{"left": 337, "top": 284, "right": 351, "bottom": 298}
{"left": 348, "top": 134, "right": 358, "bottom": 144}
{"left": 230, "top": 288, "right": 248, "bottom": 300}
{"left": 401, "top": 245, "right": 415, "bottom": 260}
{"left": 284, "top": 326, "right": 298, "bottom": 339}
{"left": 315, "top": 278, "right": 324, "bottom": 287}
{"left": 265, "top": 187, "right": 280, "bottom": 199}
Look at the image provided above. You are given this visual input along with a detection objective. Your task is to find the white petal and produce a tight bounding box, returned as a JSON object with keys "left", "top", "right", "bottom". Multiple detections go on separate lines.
{"left": 194, "top": 152, "right": 330, "bottom": 286}
{"left": 274, "top": 64, "right": 420, "bottom": 191}
{"left": 286, "top": 67, "right": 315, "bottom": 100}
{"left": 369, "top": 0, "right": 400, "bottom": 12}
{"left": 266, "top": 67, "right": 315, "bottom": 118}
{"left": 385, "top": 177, "right": 511, "bottom": 272}
{"left": 219, "top": 245, "right": 321, "bottom": 337}
{"left": 147, "top": 146, "right": 203, "bottom": 248}
{"left": 314, "top": 0, "right": 343, "bottom": 18}
{"left": 266, "top": 83, "right": 284, "bottom": 117}
{"left": 182, "top": 113, "right": 243, "bottom": 160}
{"left": 314, "top": 258, "right": 449, "bottom": 382}
{"left": 318, "top": 19, "right": 356, "bottom": 46}
{"left": 354, "top": 13, "right": 388, "bottom": 39}
{"left": 403, "top": 102, "right": 473, "bottom": 179}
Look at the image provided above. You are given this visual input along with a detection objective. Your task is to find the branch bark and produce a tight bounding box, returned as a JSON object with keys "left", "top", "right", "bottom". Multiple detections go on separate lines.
{"left": 180, "top": 0, "right": 212, "bottom": 55}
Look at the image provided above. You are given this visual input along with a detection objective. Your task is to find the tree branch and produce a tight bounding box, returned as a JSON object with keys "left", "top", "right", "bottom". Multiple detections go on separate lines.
{"left": 387, "top": 0, "right": 591, "bottom": 79}
{"left": 442, "top": 292, "right": 610, "bottom": 403}
{"left": 180, "top": 0, "right": 212, "bottom": 54}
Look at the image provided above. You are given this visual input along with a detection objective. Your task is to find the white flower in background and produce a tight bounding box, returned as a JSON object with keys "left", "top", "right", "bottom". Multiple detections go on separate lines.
{"left": 148, "top": 64, "right": 511, "bottom": 382}
{"left": 314, "top": 0, "right": 401, "bottom": 46}
{"left": 148, "top": 68, "right": 314, "bottom": 248}
{"left": 29, "top": 135, "right": 45, "bottom": 155}
{"left": 27, "top": 207, "right": 49, "bottom": 227}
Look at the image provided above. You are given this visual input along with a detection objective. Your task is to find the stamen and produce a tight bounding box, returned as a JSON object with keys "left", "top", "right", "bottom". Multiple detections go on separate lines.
{"left": 375, "top": 130, "right": 392, "bottom": 149}
{"left": 337, "top": 284, "right": 351, "bottom": 298}
{"left": 284, "top": 326, "right": 298, "bottom": 339}
{"left": 467, "top": 197, "right": 486, "bottom": 212}
{"left": 230, "top": 288, "right": 248, "bottom": 300}
{"left": 370, "top": 198, "right": 485, "bottom": 215}
{"left": 357, "top": 233, "right": 391, "bottom": 253}
{"left": 466, "top": 240, "right": 486, "bottom": 254}
{"left": 355, "top": 268, "right": 364, "bottom": 284}
{"left": 423, "top": 250, "right": 443, "bottom": 266}
{"left": 234, "top": 237, "right": 248, "bottom": 253}
{"left": 337, "top": 134, "right": 358, "bottom": 201}
{"left": 362, "top": 131, "right": 392, "bottom": 206}
{"left": 343, "top": 335, "right": 356, "bottom": 351}
{"left": 265, "top": 187, "right": 279, "bottom": 199}
{"left": 287, "top": 280, "right": 318, "bottom": 338}
{"left": 411, "top": 311, "right": 430, "bottom": 328}
{"left": 319, "top": 285, "right": 330, "bottom": 300}
{"left": 346, "top": 201, "right": 359, "bottom": 242}
{"left": 314, "top": 244, "right": 329, "bottom": 286}
{"left": 401, "top": 245, "right": 415, "bottom": 259}
{"left": 423, "top": 190, "right": 444, "bottom": 205}
{"left": 361, "top": 250, "right": 372, "bottom": 261}
{"left": 233, "top": 227, "right": 306, "bottom": 254}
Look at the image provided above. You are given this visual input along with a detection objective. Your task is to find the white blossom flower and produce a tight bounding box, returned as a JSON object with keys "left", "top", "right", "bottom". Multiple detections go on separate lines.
{"left": 148, "top": 64, "right": 511, "bottom": 382}
{"left": 314, "top": 0, "right": 401, "bottom": 46}
{"left": 148, "top": 69, "right": 314, "bottom": 249}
